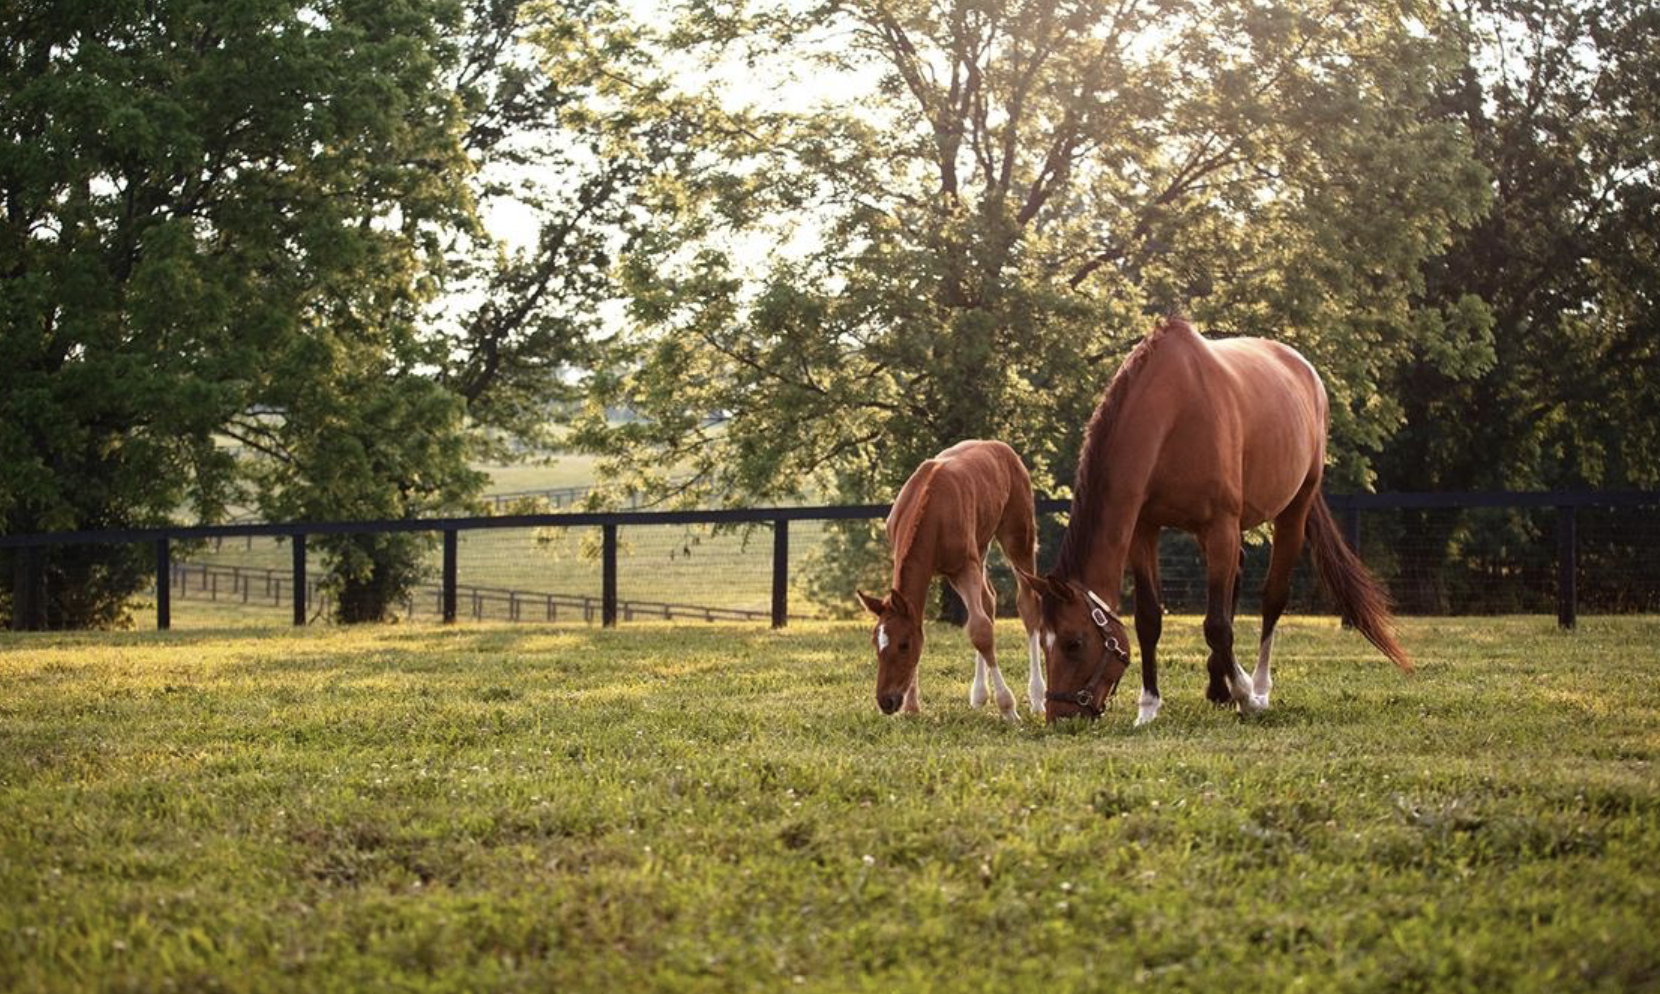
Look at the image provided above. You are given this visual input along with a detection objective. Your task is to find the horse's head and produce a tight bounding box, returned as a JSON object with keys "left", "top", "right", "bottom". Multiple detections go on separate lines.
{"left": 856, "top": 588, "right": 923, "bottom": 714}
{"left": 1016, "top": 569, "right": 1131, "bottom": 722}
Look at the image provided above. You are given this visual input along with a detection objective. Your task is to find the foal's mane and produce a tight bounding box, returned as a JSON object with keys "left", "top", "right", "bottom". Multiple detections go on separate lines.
{"left": 890, "top": 459, "right": 944, "bottom": 575}
{"left": 1051, "top": 317, "right": 1186, "bottom": 580}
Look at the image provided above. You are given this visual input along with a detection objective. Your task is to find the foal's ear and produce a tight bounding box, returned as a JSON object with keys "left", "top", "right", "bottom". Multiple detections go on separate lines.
{"left": 888, "top": 588, "right": 916, "bottom": 619}
{"left": 856, "top": 589, "right": 887, "bottom": 616}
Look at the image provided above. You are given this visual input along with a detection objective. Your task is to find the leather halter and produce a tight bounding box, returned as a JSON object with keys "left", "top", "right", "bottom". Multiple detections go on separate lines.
{"left": 1044, "top": 588, "right": 1131, "bottom": 718}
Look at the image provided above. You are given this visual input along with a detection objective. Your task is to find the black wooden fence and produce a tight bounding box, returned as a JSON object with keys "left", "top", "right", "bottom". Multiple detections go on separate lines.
{"left": 2, "top": 491, "right": 1656, "bottom": 632}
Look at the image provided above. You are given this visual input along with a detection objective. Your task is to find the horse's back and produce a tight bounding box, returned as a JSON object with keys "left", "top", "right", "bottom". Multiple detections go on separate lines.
{"left": 889, "top": 440, "right": 1032, "bottom": 572}
{"left": 1204, "top": 337, "right": 1327, "bottom": 522}
{"left": 1135, "top": 326, "right": 1326, "bottom": 528}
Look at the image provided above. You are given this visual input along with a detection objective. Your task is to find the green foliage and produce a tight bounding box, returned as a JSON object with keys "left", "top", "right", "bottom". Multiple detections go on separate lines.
{"left": 0, "top": 0, "right": 474, "bottom": 627}
{"left": 1375, "top": 0, "right": 1660, "bottom": 610}
{"left": 2, "top": 616, "right": 1658, "bottom": 990}
{"left": 562, "top": 0, "right": 1490, "bottom": 508}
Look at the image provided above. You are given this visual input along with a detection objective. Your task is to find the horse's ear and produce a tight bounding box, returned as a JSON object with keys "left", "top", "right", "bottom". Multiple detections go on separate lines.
{"left": 888, "top": 588, "right": 916, "bottom": 618}
{"left": 856, "top": 589, "right": 886, "bottom": 616}
{"left": 1047, "top": 574, "right": 1079, "bottom": 602}
{"left": 1013, "top": 566, "right": 1045, "bottom": 595}
{"left": 1014, "top": 568, "right": 1071, "bottom": 603}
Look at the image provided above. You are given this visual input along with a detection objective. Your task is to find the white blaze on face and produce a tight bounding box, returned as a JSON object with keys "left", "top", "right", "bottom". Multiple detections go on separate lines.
{"left": 1043, "top": 630, "right": 1056, "bottom": 653}
{"left": 877, "top": 624, "right": 889, "bottom": 653}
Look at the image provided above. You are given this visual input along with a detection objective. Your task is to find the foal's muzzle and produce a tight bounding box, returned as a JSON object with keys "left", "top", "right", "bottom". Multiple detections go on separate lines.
{"left": 878, "top": 692, "right": 903, "bottom": 715}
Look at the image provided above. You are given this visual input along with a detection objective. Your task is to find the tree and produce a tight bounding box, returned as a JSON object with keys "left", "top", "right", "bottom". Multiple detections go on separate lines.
{"left": 232, "top": 0, "right": 697, "bottom": 623}
{"left": 1375, "top": 0, "right": 1660, "bottom": 610}
{"left": 555, "top": 0, "right": 1489, "bottom": 610}
{"left": 0, "top": 0, "right": 476, "bottom": 628}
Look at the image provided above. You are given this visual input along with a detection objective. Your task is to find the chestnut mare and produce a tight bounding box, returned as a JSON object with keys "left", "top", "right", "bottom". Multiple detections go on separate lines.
{"left": 1017, "top": 317, "right": 1411, "bottom": 724}
{"left": 858, "top": 440, "right": 1045, "bottom": 721}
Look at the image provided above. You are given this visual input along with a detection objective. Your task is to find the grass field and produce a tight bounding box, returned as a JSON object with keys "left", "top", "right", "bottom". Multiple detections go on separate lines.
{"left": 2, "top": 615, "right": 1657, "bottom": 992}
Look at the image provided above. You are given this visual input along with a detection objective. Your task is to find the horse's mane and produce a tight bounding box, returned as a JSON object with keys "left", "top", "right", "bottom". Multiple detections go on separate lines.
{"left": 889, "top": 459, "right": 944, "bottom": 579}
{"left": 1051, "top": 316, "right": 1187, "bottom": 580}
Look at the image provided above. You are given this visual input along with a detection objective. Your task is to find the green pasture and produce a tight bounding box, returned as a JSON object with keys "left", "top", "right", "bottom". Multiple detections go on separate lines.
{"left": 179, "top": 518, "right": 844, "bottom": 620}
{"left": 2, "top": 616, "right": 1657, "bottom": 992}
{"left": 476, "top": 455, "right": 604, "bottom": 495}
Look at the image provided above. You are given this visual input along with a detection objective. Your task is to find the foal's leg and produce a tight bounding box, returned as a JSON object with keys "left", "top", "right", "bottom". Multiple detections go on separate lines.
{"left": 1200, "top": 522, "right": 1252, "bottom": 709}
{"left": 951, "top": 567, "right": 1017, "bottom": 721}
{"left": 998, "top": 516, "right": 1045, "bottom": 716}
{"left": 903, "top": 665, "right": 922, "bottom": 714}
{"left": 969, "top": 651, "right": 989, "bottom": 708}
{"left": 1256, "top": 492, "right": 1314, "bottom": 710}
{"left": 1130, "top": 525, "right": 1164, "bottom": 727}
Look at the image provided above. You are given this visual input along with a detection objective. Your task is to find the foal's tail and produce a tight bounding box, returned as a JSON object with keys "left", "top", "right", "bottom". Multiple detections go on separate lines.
{"left": 1306, "top": 489, "right": 1413, "bottom": 671}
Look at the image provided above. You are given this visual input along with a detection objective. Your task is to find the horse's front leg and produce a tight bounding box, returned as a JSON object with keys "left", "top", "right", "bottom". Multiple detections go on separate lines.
{"left": 1131, "top": 525, "right": 1164, "bottom": 727}
{"left": 951, "top": 567, "right": 1017, "bottom": 721}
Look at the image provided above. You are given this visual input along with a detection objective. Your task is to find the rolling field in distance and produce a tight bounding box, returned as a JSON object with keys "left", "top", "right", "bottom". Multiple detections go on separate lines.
{"left": 2, "top": 615, "right": 1657, "bottom": 992}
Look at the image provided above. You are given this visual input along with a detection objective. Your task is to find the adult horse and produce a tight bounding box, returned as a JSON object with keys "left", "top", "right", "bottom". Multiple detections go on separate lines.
{"left": 1017, "top": 317, "right": 1410, "bottom": 724}
{"left": 858, "top": 440, "right": 1045, "bottom": 721}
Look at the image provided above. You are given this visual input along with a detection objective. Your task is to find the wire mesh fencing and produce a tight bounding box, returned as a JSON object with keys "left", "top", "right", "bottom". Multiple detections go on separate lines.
{"left": 1, "top": 493, "right": 1655, "bottom": 632}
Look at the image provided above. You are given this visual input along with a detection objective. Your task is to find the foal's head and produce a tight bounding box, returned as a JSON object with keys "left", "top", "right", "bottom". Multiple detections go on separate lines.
{"left": 1017, "top": 571, "right": 1132, "bottom": 722}
{"left": 856, "top": 588, "right": 922, "bottom": 714}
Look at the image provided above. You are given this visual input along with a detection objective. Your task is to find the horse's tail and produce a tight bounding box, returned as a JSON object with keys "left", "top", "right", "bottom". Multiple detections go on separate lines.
{"left": 1306, "top": 489, "right": 1413, "bottom": 671}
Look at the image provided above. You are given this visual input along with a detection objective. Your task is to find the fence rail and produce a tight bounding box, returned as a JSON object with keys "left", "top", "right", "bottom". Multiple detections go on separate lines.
{"left": 157, "top": 561, "right": 772, "bottom": 624}
{"left": 4, "top": 491, "right": 1657, "bottom": 632}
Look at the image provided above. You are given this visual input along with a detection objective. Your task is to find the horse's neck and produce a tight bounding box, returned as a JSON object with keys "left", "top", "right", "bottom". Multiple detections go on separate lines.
{"left": 1074, "top": 495, "right": 1136, "bottom": 611}
{"left": 891, "top": 528, "right": 938, "bottom": 614}
{"left": 1070, "top": 403, "right": 1170, "bottom": 610}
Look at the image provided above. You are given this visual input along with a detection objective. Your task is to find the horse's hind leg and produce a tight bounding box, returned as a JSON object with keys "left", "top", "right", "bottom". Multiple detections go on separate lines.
{"left": 1200, "top": 522, "right": 1255, "bottom": 711}
{"left": 1131, "top": 524, "right": 1164, "bottom": 726}
{"left": 997, "top": 509, "right": 1045, "bottom": 716}
{"left": 1256, "top": 491, "right": 1314, "bottom": 709}
{"left": 951, "top": 567, "right": 1017, "bottom": 721}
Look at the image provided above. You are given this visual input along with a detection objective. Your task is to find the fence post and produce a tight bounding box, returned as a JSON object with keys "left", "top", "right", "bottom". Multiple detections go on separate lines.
{"left": 291, "top": 534, "right": 307, "bottom": 626}
{"left": 155, "top": 538, "right": 171, "bottom": 631}
{"left": 1557, "top": 506, "right": 1577, "bottom": 630}
{"left": 772, "top": 518, "right": 789, "bottom": 629}
{"left": 602, "top": 523, "right": 618, "bottom": 627}
{"left": 442, "top": 529, "right": 458, "bottom": 624}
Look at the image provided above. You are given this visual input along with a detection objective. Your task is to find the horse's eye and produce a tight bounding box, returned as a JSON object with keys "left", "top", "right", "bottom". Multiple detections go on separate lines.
{"left": 899, "top": 641, "right": 911, "bottom": 654}
{"left": 1066, "top": 637, "right": 1085, "bottom": 654}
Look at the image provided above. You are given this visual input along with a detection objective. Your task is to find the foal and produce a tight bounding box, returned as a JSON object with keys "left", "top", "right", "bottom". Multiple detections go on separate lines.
{"left": 857, "top": 440, "right": 1045, "bottom": 721}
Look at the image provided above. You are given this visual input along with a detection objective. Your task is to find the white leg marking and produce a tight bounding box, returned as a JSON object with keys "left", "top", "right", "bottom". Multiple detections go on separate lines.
{"left": 987, "top": 661, "right": 1018, "bottom": 722}
{"left": 1254, "top": 631, "right": 1275, "bottom": 706}
{"left": 1026, "top": 632, "right": 1046, "bottom": 717}
{"left": 1135, "top": 690, "right": 1162, "bottom": 727}
{"left": 1228, "top": 661, "right": 1268, "bottom": 715}
{"left": 902, "top": 675, "right": 920, "bottom": 714}
{"left": 969, "top": 653, "right": 989, "bottom": 708}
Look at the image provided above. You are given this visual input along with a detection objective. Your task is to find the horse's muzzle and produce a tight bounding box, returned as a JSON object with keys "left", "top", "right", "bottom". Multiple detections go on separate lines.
{"left": 878, "top": 692, "right": 903, "bottom": 715}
